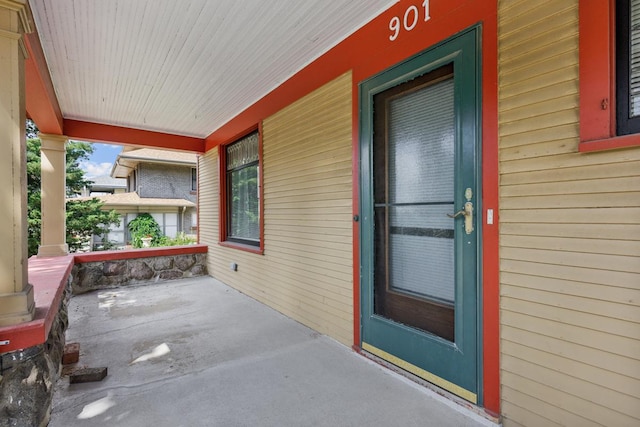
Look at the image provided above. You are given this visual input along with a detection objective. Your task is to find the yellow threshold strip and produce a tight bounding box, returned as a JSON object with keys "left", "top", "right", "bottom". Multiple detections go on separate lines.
{"left": 362, "top": 342, "right": 477, "bottom": 404}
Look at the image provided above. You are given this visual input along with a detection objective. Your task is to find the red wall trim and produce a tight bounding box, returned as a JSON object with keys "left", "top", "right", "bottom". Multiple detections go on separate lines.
{"left": 24, "top": 32, "right": 64, "bottom": 135}
{"left": 579, "top": 133, "right": 640, "bottom": 152}
{"left": 351, "top": 72, "right": 360, "bottom": 348}
{"left": 217, "top": 125, "right": 264, "bottom": 254}
{"left": 205, "top": 0, "right": 499, "bottom": 413}
{"left": 64, "top": 119, "right": 205, "bottom": 153}
{"left": 0, "top": 256, "right": 74, "bottom": 353}
{"left": 480, "top": 16, "right": 500, "bottom": 415}
{"left": 579, "top": 0, "right": 640, "bottom": 151}
{"left": 218, "top": 144, "right": 227, "bottom": 245}
{"left": 73, "top": 244, "right": 207, "bottom": 263}
{"left": 579, "top": 0, "right": 613, "bottom": 142}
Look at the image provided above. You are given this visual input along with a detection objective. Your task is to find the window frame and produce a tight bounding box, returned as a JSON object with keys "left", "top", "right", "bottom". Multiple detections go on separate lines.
{"left": 579, "top": 0, "right": 640, "bottom": 151}
{"left": 218, "top": 125, "right": 264, "bottom": 254}
{"left": 191, "top": 167, "right": 197, "bottom": 192}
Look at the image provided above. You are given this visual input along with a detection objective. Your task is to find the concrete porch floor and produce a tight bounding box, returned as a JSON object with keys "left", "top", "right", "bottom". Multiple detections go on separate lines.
{"left": 50, "top": 276, "right": 495, "bottom": 426}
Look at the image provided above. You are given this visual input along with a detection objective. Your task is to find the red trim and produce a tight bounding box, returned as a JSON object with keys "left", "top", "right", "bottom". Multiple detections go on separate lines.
{"left": 218, "top": 126, "right": 264, "bottom": 254}
{"left": 196, "top": 155, "right": 201, "bottom": 243}
{"left": 480, "top": 14, "right": 501, "bottom": 416}
{"left": 579, "top": 133, "right": 640, "bottom": 152}
{"left": 218, "top": 241, "right": 263, "bottom": 255}
{"left": 578, "top": 0, "right": 639, "bottom": 151}
{"left": 218, "top": 144, "right": 227, "bottom": 245}
{"left": 579, "top": 0, "right": 613, "bottom": 142}
{"left": 204, "top": 0, "right": 499, "bottom": 411}
{"left": 351, "top": 72, "right": 360, "bottom": 346}
{"left": 0, "top": 256, "right": 74, "bottom": 353}
{"left": 24, "top": 32, "right": 64, "bottom": 135}
{"left": 73, "top": 244, "right": 207, "bottom": 264}
{"left": 258, "top": 122, "right": 265, "bottom": 252}
{"left": 64, "top": 119, "right": 205, "bottom": 152}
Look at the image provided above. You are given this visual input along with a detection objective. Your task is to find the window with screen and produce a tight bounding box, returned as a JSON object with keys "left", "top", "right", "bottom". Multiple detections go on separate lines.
{"left": 223, "top": 131, "right": 260, "bottom": 247}
{"left": 191, "top": 168, "right": 197, "bottom": 191}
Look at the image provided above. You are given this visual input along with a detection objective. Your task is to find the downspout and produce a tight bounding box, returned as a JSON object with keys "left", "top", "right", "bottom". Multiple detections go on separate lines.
{"left": 181, "top": 206, "right": 186, "bottom": 234}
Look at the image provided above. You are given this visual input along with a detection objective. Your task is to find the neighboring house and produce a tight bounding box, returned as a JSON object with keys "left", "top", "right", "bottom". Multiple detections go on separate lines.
{"left": 80, "top": 175, "right": 126, "bottom": 197}
{"left": 89, "top": 148, "right": 198, "bottom": 249}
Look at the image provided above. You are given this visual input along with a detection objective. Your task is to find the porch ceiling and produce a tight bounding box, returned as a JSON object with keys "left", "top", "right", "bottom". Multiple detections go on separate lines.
{"left": 28, "top": 0, "right": 396, "bottom": 141}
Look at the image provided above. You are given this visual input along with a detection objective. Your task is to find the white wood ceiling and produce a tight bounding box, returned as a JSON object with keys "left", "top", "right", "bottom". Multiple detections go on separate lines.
{"left": 29, "top": 0, "right": 396, "bottom": 138}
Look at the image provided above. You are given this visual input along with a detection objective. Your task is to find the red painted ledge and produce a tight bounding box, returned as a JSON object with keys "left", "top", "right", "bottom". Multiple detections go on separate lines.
{"left": 0, "top": 245, "right": 208, "bottom": 354}
{"left": 0, "top": 255, "right": 74, "bottom": 354}
{"left": 73, "top": 244, "right": 208, "bottom": 263}
{"left": 579, "top": 133, "right": 640, "bottom": 152}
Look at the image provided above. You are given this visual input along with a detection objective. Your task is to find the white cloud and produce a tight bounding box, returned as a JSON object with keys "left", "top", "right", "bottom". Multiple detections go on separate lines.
{"left": 95, "top": 143, "right": 121, "bottom": 150}
{"left": 81, "top": 161, "right": 113, "bottom": 178}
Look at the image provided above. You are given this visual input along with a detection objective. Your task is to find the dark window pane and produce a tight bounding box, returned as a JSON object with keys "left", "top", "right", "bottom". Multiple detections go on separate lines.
{"left": 225, "top": 131, "right": 260, "bottom": 246}
{"left": 228, "top": 165, "right": 259, "bottom": 242}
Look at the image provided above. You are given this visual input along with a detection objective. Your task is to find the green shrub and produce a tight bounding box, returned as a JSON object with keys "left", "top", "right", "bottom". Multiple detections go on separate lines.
{"left": 160, "top": 232, "right": 197, "bottom": 247}
{"left": 128, "top": 213, "right": 162, "bottom": 248}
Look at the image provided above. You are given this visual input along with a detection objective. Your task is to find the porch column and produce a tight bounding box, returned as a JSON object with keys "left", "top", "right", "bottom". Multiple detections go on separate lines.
{"left": 38, "top": 133, "right": 69, "bottom": 257}
{"left": 0, "top": 0, "right": 34, "bottom": 326}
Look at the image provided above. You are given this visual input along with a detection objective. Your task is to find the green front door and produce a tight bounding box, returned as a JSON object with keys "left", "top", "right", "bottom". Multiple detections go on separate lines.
{"left": 359, "top": 27, "right": 481, "bottom": 403}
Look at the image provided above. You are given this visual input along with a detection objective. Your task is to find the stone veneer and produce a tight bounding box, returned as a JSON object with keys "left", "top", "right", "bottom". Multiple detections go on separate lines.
{"left": 0, "top": 246, "right": 207, "bottom": 427}
{"left": 71, "top": 252, "right": 208, "bottom": 294}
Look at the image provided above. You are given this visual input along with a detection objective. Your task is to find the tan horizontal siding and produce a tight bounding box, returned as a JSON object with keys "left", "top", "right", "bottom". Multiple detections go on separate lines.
{"left": 499, "top": 0, "right": 640, "bottom": 425}
{"left": 501, "top": 149, "right": 640, "bottom": 174}
{"left": 197, "top": 153, "right": 218, "bottom": 247}
{"left": 500, "top": 223, "right": 640, "bottom": 241}
{"left": 198, "top": 72, "right": 354, "bottom": 346}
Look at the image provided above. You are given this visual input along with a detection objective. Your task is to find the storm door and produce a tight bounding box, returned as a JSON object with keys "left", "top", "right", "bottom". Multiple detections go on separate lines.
{"left": 359, "top": 28, "right": 481, "bottom": 402}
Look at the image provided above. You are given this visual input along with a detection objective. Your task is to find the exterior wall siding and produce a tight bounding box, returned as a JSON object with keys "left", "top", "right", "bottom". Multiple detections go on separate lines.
{"left": 199, "top": 72, "right": 354, "bottom": 345}
{"left": 498, "top": 1, "right": 640, "bottom": 426}
{"left": 137, "top": 163, "right": 196, "bottom": 203}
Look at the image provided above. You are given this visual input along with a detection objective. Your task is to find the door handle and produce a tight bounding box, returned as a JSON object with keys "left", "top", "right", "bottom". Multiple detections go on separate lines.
{"left": 447, "top": 201, "right": 474, "bottom": 234}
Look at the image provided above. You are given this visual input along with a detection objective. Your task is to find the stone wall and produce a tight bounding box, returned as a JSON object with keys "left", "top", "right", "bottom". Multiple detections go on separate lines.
{"left": 71, "top": 252, "right": 208, "bottom": 294}
{"left": 0, "top": 278, "right": 71, "bottom": 427}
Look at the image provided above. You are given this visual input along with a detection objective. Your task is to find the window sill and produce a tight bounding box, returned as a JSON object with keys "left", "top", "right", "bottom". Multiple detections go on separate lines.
{"left": 219, "top": 241, "right": 263, "bottom": 255}
{"left": 579, "top": 134, "right": 640, "bottom": 153}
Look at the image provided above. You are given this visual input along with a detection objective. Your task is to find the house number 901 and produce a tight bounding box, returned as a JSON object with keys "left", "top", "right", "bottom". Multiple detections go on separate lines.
{"left": 389, "top": 0, "right": 431, "bottom": 41}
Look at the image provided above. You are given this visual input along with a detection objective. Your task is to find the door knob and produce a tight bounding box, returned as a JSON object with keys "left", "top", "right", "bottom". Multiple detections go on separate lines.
{"left": 447, "top": 201, "right": 474, "bottom": 234}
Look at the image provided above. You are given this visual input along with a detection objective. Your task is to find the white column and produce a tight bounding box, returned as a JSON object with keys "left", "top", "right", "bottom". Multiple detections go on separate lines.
{"left": 0, "top": 0, "right": 34, "bottom": 326}
{"left": 38, "top": 133, "right": 69, "bottom": 257}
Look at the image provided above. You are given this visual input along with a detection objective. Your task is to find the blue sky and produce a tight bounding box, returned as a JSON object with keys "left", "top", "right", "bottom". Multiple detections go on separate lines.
{"left": 80, "top": 143, "right": 123, "bottom": 178}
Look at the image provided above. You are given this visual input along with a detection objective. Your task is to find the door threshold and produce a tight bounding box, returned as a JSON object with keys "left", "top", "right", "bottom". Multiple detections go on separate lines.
{"left": 356, "top": 345, "right": 501, "bottom": 426}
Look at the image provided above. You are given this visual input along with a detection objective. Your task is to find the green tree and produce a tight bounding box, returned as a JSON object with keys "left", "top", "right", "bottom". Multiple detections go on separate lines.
{"left": 26, "top": 120, "right": 121, "bottom": 255}
{"left": 66, "top": 199, "right": 120, "bottom": 253}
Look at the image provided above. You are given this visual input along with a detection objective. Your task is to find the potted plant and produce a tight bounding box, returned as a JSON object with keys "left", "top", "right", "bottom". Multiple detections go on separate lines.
{"left": 127, "top": 213, "right": 162, "bottom": 248}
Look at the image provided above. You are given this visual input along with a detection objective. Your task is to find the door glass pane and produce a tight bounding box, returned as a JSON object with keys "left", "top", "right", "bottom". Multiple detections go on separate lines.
{"left": 387, "top": 77, "right": 455, "bottom": 303}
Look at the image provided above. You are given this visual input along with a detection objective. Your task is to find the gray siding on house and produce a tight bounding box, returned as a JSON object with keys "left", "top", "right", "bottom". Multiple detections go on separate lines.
{"left": 137, "top": 163, "right": 196, "bottom": 202}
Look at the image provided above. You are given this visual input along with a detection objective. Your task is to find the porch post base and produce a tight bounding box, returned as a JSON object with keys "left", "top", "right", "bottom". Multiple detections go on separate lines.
{"left": 0, "top": 284, "right": 35, "bottom": 327}
{"left": 37, "top": 244, "right": 69, "bottom": 258}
